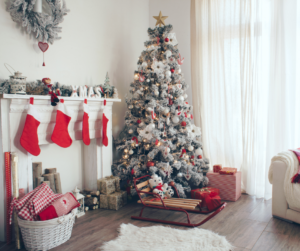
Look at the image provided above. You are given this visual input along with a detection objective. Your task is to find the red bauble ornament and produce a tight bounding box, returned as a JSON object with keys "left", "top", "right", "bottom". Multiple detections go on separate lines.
{"left": 137, "top": 119, "right": 141, "bottom": 124}
{"left": 131, "top": 169, "right": 135, "bottom": 175}
{"left": 182, "top": 149, "right": 186, "bottom": 154}
{"left": 181, "top": 121, "right": 187, "bottom": 127}
{"left": 165, "top": 38, "right": 169, "bottom": 42}
{"left": 155, "top": 139, "right": 159, "bottom": 146}
{"left": 191, "top": 114, "right": 193, "bottom": 119}
{"left": 197, "top": 155, "right": 202, "bottom": 159}
{"left": 192, "top": 162, "right": 195, "bottom": 166}
{"left": 146, "top": 161, "right": 155, "bottom": 167}
{"left": 171, "top": 69, "right": 175, "bottom": 73}
{"left": 191, "top": 155, "right": 195, "bottom": 159}
{"left": 169, "top": 181, "right": 175, "bottom": 186}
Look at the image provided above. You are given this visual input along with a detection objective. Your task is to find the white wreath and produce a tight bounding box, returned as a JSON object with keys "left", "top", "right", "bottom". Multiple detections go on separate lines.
{"left": 9, "top": 0, "right": 69, "bottom": 44}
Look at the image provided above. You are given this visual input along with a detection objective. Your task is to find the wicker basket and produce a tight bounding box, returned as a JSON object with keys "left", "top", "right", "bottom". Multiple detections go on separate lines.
{"left": 17, "top": 210, "right": 76, "bottom": 251}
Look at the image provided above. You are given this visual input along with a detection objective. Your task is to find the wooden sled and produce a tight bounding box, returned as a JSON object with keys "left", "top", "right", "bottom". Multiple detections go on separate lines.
{"left": 131, "top": 175, "right": 227, "bottom": 227}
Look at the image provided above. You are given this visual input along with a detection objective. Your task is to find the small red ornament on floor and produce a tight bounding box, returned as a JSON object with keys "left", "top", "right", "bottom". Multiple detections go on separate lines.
{"left": 38, "top": 42, "right": 49, "bottom": 66}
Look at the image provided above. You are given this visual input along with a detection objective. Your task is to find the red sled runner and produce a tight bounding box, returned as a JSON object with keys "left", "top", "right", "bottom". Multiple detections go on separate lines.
{"left": 131, "top": 175, "right": 227, "bottom": 227}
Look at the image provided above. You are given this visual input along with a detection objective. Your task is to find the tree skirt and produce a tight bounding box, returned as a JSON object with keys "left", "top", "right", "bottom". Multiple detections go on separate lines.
{"left": 101, "top": 223, "right": 233, "bottom": 251}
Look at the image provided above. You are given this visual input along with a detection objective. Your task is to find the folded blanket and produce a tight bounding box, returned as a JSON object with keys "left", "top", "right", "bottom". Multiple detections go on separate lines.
{"left": 10, "top": 183, "right": 63, "bottom": 223}
{"left": 268, "top": 151, "right": 300, "bottom": 210}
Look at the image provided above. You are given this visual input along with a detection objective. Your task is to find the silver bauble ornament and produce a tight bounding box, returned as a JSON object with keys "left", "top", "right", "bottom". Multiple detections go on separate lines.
{"left": 129, "top": 149, "right": 134, "bottom": 155}
{"left": 177, "top": 173, "right": 183, "bottom": 178}
{"left": 128, "top": 129, "right": 133, "bottom": 134}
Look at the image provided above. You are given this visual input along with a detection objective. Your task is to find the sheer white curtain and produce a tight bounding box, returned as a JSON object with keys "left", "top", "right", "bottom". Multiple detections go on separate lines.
{"left": 191, "top": 0, "right": 300, "bottom": 199}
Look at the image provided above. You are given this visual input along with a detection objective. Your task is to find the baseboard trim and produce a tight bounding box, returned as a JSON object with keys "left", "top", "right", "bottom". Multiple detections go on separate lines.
{"left": 272, "top": 215, "right": 294, "bottom": 224}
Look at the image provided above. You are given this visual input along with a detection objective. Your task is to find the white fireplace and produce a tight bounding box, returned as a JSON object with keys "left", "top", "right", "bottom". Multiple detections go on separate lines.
{"left": 0, "top": 94, "right": 120, "bottom": 240}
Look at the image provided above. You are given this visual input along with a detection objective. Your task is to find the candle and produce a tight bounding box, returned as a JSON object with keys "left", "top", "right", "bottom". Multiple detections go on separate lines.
{"left": 33, "top": 0, "right": 42, "bottom": 13}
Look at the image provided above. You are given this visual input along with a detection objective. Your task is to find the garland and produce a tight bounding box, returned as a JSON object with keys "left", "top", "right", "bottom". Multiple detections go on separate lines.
{"left": 9, "top": 0, "right": 69, "bottom": 44}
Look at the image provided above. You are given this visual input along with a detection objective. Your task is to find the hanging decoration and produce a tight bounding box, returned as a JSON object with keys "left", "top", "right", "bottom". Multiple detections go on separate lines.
{"left": 38, "top": 42, "right": 49, "bottom": 66}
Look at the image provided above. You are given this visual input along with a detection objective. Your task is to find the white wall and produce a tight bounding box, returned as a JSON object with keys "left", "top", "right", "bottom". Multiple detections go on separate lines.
{"left": 0, "top": 0, "right": 149, "bottom": 241}
{"left": 149, "top": 0, "right": 193, "bottom": 105}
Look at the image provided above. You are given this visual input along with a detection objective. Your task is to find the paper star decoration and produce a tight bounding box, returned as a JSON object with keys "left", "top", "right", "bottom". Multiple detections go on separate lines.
{"left": 153, "top": 11, "right": 168, "bottom": 27}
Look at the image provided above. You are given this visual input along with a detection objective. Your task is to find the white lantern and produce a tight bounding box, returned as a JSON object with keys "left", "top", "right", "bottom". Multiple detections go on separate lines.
{"left": 9, "top": 71, "right": 27, "bottom": 95}
{"left": 72, "top": 187, "right": 85, "bottom": 218}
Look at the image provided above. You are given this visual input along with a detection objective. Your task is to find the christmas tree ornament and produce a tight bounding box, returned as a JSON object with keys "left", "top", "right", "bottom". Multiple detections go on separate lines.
{"left": 177, "top": 53, "right": 184, "bottom": 65}
{"left": 195, "top": 148, "right": 203, "bottom": 156}
{"left": 128, "top": 105, "right": 133, "bottom": 109}
{"left": 147, "top": 161, "right": 155, "bottom": 167}
{"left": 128, "top": 129, "right": 133, "bottom": 134}
{"left": 177, "top": 173, "right": 183, "bottom": 178}
{"left": 165, "top": 38, "right": 169, "bottom": 42}
{"left": 137, "top": 119, "right": 142, "bottom": 124}
{"left": 181, "top": 121, "right": 187, "bottom": 127}
{"left": 134, "top": 73, "right": 139, "bottom": 80}
{"left": 184, "top": 172, "right": 192, "bottom": 181}
{"left": 153, "top": 11, "right": 168, "bottom": 27}
{"left": 172, "top": 116, "right": 179, "bottom": 124}
{"left": 82, "top": 99, "right": 90, "bottom": 146}
{"left": 170, "top": 69, "right": 175, "bottom": 73}
{"left": 197, "top": 155, "right": 203, "bottom": 159}
{"left": 131, "top": 137, "right": 139, "bottom": 146}
{"left": 51, "top": 99, "right": 73, "bottom": 148}
{"left": 188, "top": 145, "right": 194, "bottom": 151}
{"left": 20, "top": 98, "right": 41, "bottom": 156}
{"left": 129, "top": 149, "right": 134, "bottom": 155}
{"left": 38, "top": 42, "right": 49, "bottom": 66}
{"left": 139, "top": 70, "right": 145, "bottom": 82}
{"left": 124, "top": 149, "right": 129, "bottom": 153}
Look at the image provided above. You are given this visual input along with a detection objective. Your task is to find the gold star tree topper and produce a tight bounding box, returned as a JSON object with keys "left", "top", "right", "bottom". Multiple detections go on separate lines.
{"left": 153, "top": 11, "right": 168, "bottom": 27}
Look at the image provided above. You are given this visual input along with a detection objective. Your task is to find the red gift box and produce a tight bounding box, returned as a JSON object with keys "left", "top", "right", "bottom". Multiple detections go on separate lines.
{"left": 213, "top": 164, "right": 222, "bottom": 173}
{"left": 206, "top": 171, "right": 241, "bottom": 201}
{"left": 191, "top": 187, "right": 221, "bottom": 211}
{"left": 219, "top": 167, "right": 237, "bottom": 175}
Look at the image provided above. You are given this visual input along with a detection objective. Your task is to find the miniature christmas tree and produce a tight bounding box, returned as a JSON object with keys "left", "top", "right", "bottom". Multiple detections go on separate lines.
{"left": 112, "top": 13, "right": 209, "bottom": 198}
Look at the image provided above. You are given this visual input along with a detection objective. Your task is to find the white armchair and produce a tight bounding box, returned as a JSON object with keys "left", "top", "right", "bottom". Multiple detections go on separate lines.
{"left": 272, "top": 161, "right": 300, "bottom": 224}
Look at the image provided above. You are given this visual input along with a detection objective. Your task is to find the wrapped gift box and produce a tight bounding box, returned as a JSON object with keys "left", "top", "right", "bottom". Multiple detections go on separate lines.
{"left": 100, "top": 191, "right": 127, "bottom": 210}
{"left": 206, "top": 171, "right": 241, "bottom": 201}
{"left": 97, "top": 176, "right": 120, "bottom": 195}
{"left": 191, "top": 187, "right": 221, "bottom": 211}
{"left": 219, "top": 167, "right": 237, "bottom": 175}
{"left": 213, "top": 164, "right": 222, "bottom": 173}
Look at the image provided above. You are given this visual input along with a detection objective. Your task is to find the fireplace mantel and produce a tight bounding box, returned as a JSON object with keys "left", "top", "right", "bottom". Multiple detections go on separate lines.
{"left": 0, "top": 94, "right": 121, "bottom": 239}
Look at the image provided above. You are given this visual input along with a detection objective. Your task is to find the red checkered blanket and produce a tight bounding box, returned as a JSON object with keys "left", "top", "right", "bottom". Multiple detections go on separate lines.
{"left": 10, "top": 183, "right": 63, "bottom": 223}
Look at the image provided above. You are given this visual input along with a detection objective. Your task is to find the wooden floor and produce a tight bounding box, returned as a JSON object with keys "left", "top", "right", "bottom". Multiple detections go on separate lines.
{"left": 1, "top": 194, "right": 300, "bottom": 251}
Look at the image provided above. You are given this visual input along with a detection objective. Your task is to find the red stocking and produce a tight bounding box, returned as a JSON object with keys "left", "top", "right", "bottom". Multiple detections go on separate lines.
{"left": 20, "top": 98, "right": 41, "bottom": 156}
{"left": 102, "top": 100, "right": 109, "bottom": 146}
{"left": 82, "top": 99, "right": 90, "bottom": 145}
{"left": 51, "top": 99, "right": 73, "bottom": 148}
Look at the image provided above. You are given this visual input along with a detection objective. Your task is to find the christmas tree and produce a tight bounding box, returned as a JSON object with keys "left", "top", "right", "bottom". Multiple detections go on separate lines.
{"left": 112, "top": 12, "right": 209, "bottom": 198}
